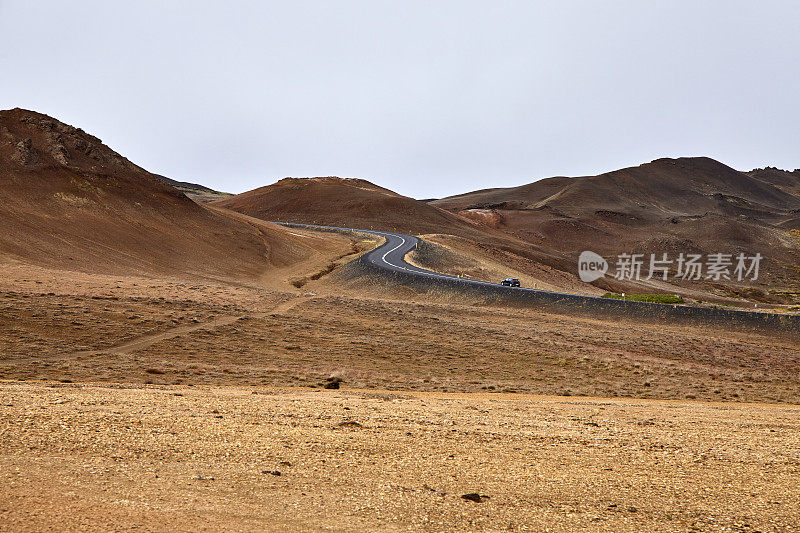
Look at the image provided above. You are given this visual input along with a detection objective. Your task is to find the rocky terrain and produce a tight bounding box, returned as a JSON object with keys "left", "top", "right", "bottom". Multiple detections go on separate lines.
{"left": 211, "top": 159, "right": 800, "bottom": 306}
{"left": 0, "top": 108, "right": 349, "bottom": 282}
{"left": 1, "top": 108, "right": 799, "bottom": 531}
{"left": 211, "top": 176, "right": 486, "bottom": 236}
{"left": 2, "top": 382, "right": 799, "bottom": 532}
{"left": 155, "top": 174, "right": 232, "bottom": 203}
{"left": 431, "top": 158, "right": 800, "bottom": 303}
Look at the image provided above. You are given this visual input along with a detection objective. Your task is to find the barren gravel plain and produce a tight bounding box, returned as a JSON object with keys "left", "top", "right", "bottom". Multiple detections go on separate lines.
{"left": 2, "top": 263, "right": 799, "bottom": 403}
{"left": 1, "top": 263, "right": 799, "bottom": 531}
{"left": 2, "top": 382, "right": 799, "bottom": 532}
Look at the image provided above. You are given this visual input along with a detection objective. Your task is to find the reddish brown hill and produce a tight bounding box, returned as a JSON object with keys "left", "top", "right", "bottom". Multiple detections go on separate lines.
{"left": 0, "top": 108, "right": 308, "bottom": 280}
{"left": 212, "top": 176, "right": 597, "bottom": 289}
{"left": 212, "top": 176, "right": 487, "bottom": 236}
{"left": 747, "top": 167, "right": 800, "bottom": 200}
{"left": 212, "top": 159, "right": 800, "bottom": 301}
{"left": 433, "top": 158, "right": 800, "bottom": 300}
{"left": 745, "top": 167, "right": 800, "bottom": 231}
{"left": 435, "top": 158, "right": 800, "bottom": 221}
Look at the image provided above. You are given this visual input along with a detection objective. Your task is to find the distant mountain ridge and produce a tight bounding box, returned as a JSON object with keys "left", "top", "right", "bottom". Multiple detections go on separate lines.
{"left": 212, "top": 158, "right": 800, "bottom": 301}
{"left": 155, "top": 175, "right": 232, "bottom": 203}
{"left": 433, "top": 157, "right": 800, "bottom": 224}
{"left": 2, "top": 105, "right": 797, "bottom": 301}
{"left": 427, "top": 157, "right": 800, "bottom": 300}
{"left": 211, "top": 175, "right": 490, "bottom": 237}
{"left": 746, "top": 167, "right": 800, "bottom": 198}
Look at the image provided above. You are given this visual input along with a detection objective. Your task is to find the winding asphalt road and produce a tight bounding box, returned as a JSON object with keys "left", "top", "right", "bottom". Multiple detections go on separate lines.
{"left": 276, "top": 222, "right": 559, "bottom": 293}
{"left": 273, "top": 222, "right": 800, "bottom": 333}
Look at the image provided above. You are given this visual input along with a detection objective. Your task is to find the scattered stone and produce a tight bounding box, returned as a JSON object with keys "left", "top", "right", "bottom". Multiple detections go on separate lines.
{"left": 262, "top": 470, "right": 281, "bottom": 476}
{"left": 461, "top": 493, "right": 489, "bottom": 503}
{"left": 338, "top": 421, "right": 362, "bottom": 428}
{"left": 423, "top": 484, "right": 447, "bottom": 496}
{"left": 323, "top": 381, "right": 340, "bottom": 389}
{"left": 193, "top": 475, "right": 214, "bottom": 481}
{"left": 627, "top": 506, "right": 638, "bottom": 513}
{"left": 12, "top": 138, "right": 36, "bottom": 165}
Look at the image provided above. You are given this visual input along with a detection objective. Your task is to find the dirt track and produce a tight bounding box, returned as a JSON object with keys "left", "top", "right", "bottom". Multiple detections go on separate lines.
{"left": 2, "top": 263, "right": 800, "bottom": 403}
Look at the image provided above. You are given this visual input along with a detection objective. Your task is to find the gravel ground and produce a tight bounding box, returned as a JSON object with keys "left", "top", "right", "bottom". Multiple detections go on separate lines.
{"left": 1, "top": 382, "right": 799, "bottom": 532}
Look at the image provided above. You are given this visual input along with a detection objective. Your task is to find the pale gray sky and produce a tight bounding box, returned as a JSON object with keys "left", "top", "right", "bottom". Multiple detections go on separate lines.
{"left": 1, "top": 1, "right": 798, "bottom": 198}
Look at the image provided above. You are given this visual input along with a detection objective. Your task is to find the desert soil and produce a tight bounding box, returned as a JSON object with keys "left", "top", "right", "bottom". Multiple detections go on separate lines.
{"left": 1, "top": 382, "right": 799, "bottom": 532}
{"left": 1, "top": 247, "right": 799, "bottom": 531}
{"left": 1, "top": 263, "right": 798, "bottom": 404}
{"left": 4, "top": 108, "right": 799, "bottom": 532}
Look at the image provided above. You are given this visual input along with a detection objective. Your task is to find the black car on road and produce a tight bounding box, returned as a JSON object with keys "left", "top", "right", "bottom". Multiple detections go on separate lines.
{"left": 501, "top": 278, "right": 521, "bottom": 287}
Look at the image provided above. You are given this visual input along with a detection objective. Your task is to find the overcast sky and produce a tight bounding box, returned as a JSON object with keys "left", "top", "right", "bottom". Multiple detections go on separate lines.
{"left": 1, "top": 2, "right": 798, "bottom": 198}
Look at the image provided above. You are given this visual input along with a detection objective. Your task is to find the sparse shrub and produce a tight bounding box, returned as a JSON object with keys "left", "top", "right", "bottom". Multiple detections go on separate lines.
{"left": 602, "top": 293, "right": 684, "bottom": 304}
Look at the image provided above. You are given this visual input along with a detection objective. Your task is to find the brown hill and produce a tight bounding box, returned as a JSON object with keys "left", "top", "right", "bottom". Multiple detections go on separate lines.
{"left": 746, "top": 167, "right": 800, "bottom": 231}
{"left": 213, "top": 160, "right": 800, "bottom": 302}
{"left": 212, "top": 176, "right": 603, "bottom": 291}
{"left": 155, "top": 174, "right": 232, "bottom": 203}
{"left": 212, "top": 176, "right": 489, "bottom": 236}
{"left": 0, "top": 108, "right": 317, "bottom": 281}
{"left": 747, "top": 167, "right": 800, "bottom": 219}
{"left": 433, "top": 158, "right": 800, "bottom": 301}
{"left": 435, "top": 158, "right": 800, "bottom": 221}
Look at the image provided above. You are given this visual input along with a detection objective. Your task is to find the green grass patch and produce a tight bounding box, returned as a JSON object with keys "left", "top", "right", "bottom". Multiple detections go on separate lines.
{"left": 601, "top": 293, "right": 684, "bottom": 304}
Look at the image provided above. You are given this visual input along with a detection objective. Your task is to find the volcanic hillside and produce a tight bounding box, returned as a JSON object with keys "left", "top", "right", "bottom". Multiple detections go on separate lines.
{"left": 0, "top": 108, "right": 314, "bottom": 280}
{"left": 214, "top": 177, "right": 597, "bottom": 289}
{"left": 433, "top": 158, "right": 800, "bottom": 299}
{"left": 213, "top": 177, "right": 636, "bottom": 294}
{"left": 747, "top": 167, "right": 800, "bottom": 228}
{"left": 435, "top": 158, "right": 800, "bottom": 221}
{"left": 212, "top": 176, "right": 492, "bottom": 237}
{"left": 155, "top": 174, "right": 232, "bottom": 203}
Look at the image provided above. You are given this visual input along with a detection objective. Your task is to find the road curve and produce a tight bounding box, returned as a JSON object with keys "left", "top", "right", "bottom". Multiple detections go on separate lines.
{"left": 272, "top": 222, "right": 800, "bottom": 334}
{"left": 276, "top": 222, "right": 573, "bottom": 295}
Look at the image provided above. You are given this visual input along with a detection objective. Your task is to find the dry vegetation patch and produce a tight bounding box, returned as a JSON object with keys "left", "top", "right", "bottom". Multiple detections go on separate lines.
{"left": 5, "top": 276, "right": 797, "bottom": 404}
